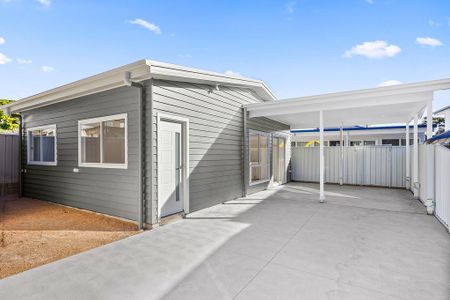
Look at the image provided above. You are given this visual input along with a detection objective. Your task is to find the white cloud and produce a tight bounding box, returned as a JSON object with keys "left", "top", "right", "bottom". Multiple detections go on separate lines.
{"left": 41, "top": 65, "right": 54, "bottom": 72}
{"left": 0, "top": 52, "right": 12, "bottom": 64}
{"left": 17, "top": 58, "right": 32, "bottom": 64}
{"left": 129, "top": 18, "right": 161, "bottom": 34}
{"left": 0, "top": 37, "right": 5, "bottom": 45}
{"left": 224, "top": 70, "right": 242, "bottom": 77}
{"left": 379, "top": 80, "right": 402, "bottom": 87}
{"left": 37, "top": 0, "right": 51, "bottom": 7}
{"left": 344, "top": 40, "right": 401, "bottom": 59}
{"left": 285, "top": 1, "right": 296, "bottom": 14}
{"left": 365, "top": 0, "right": 374, "bottom": 4}
{"left": 428, "top": 20, "right": 440, "bottom": 27}
{"left": 416, "top": 37, "right": 443, "bottom": 47}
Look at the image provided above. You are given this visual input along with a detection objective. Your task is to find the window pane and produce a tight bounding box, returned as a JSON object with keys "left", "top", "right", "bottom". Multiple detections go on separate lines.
{"left": 260, "top": 164, "right": 269, "bottom": 181}
{"left": 259, "top": 135, "right": 268, "bottom": 165}
{"left": 41, "top": 129, "right": 55, "bottom": 162}
{"left": 102, "top": 119, "right": 125, "bottom": 164}
{"left": 364, "top": 141, "right": 375, "bottom": 145}
{"left": 250, "top": 134, "right": 259, "bottom": 163}
{"left": 251, "top": 166, "right": 261, "bottom": 182}
{"left": 81, "top": 122, "right": 101, "bottom": 163}
{"left": 30, "top": 130, "right": 41, "bottom": 162}
{"left": 382, "top": 139, "right": 399, "bottom": 146}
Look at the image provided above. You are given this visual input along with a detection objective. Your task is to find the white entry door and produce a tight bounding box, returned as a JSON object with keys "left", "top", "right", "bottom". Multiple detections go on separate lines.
{"left": 158, "top": 121, "right": 183, "bottom": 217}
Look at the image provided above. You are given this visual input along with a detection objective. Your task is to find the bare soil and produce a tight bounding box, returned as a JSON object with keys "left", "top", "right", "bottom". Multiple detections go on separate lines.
{"left": 0, "top": 196, "right": 139, "bottom": 279}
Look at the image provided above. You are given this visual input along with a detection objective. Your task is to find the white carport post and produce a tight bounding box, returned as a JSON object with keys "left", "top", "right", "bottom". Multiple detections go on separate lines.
{"left": 413, "top": 115, "right": 419, "bottom": 199}
{"left": 426, "top": 98, "right": 434, "bottom": 214}
{"left": 339, "top": 124, "right": 344, "bottom": 186}
{"left": 319, "top": 110, "right": 325, "bottom": 202}
{"left": 405, "top": 120, "right": 411, "bottom": 190}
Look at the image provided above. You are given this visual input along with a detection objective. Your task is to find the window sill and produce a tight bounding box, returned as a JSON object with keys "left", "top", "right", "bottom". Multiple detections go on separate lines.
{"left": 78, "top": 163, "right": 128, "bottom": 169}
{"left": 27, "top": 161, "right": 57, "bottom": 166}
{"left": 249, "top": 179, "right": 270, "bottom": 186}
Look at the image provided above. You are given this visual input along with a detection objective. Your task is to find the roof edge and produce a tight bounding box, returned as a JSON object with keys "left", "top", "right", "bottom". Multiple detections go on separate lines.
{"left": 2, "top": 59, "right": 276, "bottom": 113}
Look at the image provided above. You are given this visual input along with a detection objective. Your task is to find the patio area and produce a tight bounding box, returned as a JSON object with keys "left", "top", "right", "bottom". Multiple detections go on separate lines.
{"left": 0, "top": 183, "right": 449, "bottom": 300}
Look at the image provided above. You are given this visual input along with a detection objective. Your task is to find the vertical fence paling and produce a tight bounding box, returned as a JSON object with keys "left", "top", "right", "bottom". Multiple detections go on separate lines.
{"left": 434, "top": 145, "right": 450, "bottom": 230}
{"left": 291, "top": 145, "right": 406, "bottom": 188}
{"left": 0, "top": 134, "right": 19, "bottom": 196}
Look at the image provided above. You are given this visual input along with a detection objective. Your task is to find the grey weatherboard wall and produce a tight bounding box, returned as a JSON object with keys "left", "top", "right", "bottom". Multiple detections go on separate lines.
{"left": 21, "top": 86, "right": 141, "bottom": 221}
{"left": 149, "top": 79, "right": 289, "bottom": 224}
{"left": 20, "top": 78, "right": 289, "bottom": 225}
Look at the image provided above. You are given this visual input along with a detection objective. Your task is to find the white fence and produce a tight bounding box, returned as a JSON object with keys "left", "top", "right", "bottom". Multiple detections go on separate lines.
{"left": 291, "top": 146, "right": 406, "bottom": 188}
{"left": 0, "top": 134, "right": 19, "bottom": 196}
{"left": 432, "top": 145, "right": 450, "bottom": 230}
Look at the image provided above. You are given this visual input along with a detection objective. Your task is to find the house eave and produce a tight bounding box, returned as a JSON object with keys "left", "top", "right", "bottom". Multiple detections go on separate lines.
{"left": 1, "top": 59, "right": 276, "bottom": 113}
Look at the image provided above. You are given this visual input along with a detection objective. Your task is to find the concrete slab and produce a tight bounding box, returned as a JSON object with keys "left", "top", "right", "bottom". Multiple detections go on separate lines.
{"left": 0, "top": 183, "right": 449, "bottom": 300}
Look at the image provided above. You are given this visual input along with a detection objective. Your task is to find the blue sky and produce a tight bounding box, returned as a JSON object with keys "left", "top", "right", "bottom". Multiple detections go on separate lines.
{"left": 1, "top": 0, "right": 449, "bottom": 110}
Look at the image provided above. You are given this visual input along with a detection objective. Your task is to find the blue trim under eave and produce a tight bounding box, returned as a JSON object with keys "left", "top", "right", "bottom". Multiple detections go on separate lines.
{"left": 291, "top": 124, "right": 436, "bottom": 133}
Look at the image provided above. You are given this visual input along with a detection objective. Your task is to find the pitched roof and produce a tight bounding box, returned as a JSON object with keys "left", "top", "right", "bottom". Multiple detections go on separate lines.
{"left": 1, "top": 59, "right": 276, "bottom": 113}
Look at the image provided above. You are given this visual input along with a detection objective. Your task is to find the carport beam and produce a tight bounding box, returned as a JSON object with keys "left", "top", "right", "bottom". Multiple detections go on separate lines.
{"left": 405, "top": 120, "right": 410, "bottom": 190}
{"left": 319, "top": 110, "right": 325, "bottom": 202}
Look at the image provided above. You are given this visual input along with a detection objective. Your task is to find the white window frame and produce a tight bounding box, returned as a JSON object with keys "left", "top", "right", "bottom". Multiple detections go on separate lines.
{"left": 249, "top": 129, "right": 271, "bottom": 186}
{"left": 78, "top": 113, "right": 128, "bottom": 169}
{"left": 27, "top": 124, "right": 57, "bottom": 166}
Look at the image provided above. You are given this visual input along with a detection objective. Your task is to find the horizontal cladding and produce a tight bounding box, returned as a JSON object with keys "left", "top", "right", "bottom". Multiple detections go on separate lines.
{"left": 148, "top": 79, "right": 264, "bottom": 221}
{"left": 21, "top": 86, "right": 140, "bottom": 221}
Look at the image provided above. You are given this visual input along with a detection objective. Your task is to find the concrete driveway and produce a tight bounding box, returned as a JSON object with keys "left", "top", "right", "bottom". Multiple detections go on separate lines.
{"left": 1, "top": 183, "right": 449, "bottom": 300}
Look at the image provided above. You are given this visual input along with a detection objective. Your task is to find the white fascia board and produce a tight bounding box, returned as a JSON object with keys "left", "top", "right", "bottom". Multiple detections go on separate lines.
{"left": 147, "top": 60, "right": 276, "bottom": 101}
{"left": 2, "top": 59, "right": 277, "bottom": 113}
{"left": 6, "top": 60, "right": 150, "bottom": 113}
{"left": 248, "top": 92, "right": 431, "bottom": 118}
{"left": 245, "top": 78, "right": 450, "bottom": 112}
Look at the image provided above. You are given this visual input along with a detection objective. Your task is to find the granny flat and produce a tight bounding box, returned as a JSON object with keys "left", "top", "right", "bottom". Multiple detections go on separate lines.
{"left": 1, "top": 60, "right": 290, "bottom": 228}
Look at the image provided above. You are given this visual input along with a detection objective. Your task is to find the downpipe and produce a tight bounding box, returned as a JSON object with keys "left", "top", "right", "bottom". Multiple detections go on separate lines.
{"left": 124, "top": 72, "right": 146, "bottom": 230}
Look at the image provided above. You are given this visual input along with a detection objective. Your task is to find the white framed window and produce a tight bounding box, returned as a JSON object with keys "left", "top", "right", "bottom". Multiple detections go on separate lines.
{"left": 78, "top": 113, "right": 128, "bottom": 169}
{"left": 27, "top": 125, "right": 57, "bottom": 166}
{"left": 249, "top": 130, "right": 270, "bottom": 185}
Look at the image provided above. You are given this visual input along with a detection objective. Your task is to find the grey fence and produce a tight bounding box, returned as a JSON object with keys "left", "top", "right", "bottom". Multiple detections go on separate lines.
{"left": 0, "top": 134, "right": 19, "bottom": 196}
{"left": 291, "top": 146, "right": 406, "bottom": 188}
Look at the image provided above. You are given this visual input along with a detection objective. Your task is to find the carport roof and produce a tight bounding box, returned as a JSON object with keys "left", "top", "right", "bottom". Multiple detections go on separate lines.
{"left": 245, "top": 78, "right": 450, "bottom": 128}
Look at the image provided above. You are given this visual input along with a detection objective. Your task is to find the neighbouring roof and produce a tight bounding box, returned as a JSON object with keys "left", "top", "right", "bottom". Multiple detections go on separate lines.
{"left": 1, "top": 59, "right": 277, "bottom": 113}
{"left": 291, "top": 124, "right": 430, "bottom": 133}
{"left": 427, "top": 130, "right": 450, "bottom": 143}
{"left": 434, "top": 105, "right": 450, "bottom": 115}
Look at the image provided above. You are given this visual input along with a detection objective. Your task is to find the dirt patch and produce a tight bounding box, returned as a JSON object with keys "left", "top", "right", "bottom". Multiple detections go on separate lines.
{"left": 0, "top": 196, "right": 139, "bottom": 279}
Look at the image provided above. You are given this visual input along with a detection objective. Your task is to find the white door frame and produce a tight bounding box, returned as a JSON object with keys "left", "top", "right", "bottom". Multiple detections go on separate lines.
{"left": 157, "top": 113, "right": 190, "bottom": 219}
{"left": 272, "top": 132, "right": 289, "bottom": 185}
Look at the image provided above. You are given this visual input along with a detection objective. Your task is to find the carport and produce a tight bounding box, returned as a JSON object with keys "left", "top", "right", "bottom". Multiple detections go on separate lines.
{"left": 244, "top": 78, "right": 450, "bottom": 214}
